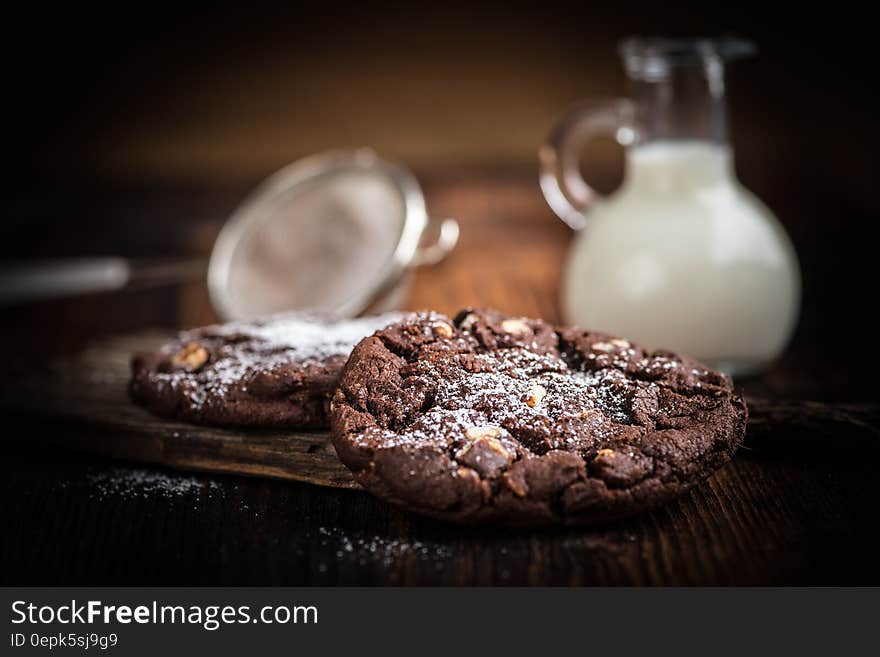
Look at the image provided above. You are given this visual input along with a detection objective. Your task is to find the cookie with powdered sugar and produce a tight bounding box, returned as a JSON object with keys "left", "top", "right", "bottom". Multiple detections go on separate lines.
{"left": 130, "top": 313, "right": 401, "bottom": 429}
{"left": 330, "top": 308, "right": 747, "bottom": 526}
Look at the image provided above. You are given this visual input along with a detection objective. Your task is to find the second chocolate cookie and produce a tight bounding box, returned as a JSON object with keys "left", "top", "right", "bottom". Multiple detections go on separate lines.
{"left": 330, "top": 309, "right": 747, "bottom": 527}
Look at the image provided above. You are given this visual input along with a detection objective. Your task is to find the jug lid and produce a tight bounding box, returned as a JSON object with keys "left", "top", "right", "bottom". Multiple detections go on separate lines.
{"left": 620, "top": 36, "right": 756, "bottom": 79}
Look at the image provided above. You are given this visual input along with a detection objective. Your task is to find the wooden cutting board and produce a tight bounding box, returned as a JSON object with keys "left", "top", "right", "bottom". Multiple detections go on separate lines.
{"left": 2, "top": 332, "right": 877, "bottom": 490}
{"left": 0, "top": 332, "right": 357, "bottom": 489}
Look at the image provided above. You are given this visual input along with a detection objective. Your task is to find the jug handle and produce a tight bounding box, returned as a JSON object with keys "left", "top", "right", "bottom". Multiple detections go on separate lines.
{"left": 539, "top": 99, "right": 637, "bottom": 231}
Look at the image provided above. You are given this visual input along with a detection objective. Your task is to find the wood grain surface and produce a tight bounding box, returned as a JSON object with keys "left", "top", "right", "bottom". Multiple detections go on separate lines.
{"left": 2, "top": 173, "right": 878, "bottom": 585}
{"left": 2, "top": 333, "right": 356, "bottom": 489}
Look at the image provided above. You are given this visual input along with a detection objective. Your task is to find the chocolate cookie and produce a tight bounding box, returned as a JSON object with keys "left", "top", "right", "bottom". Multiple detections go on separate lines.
{"left": 330, "top": 309, "right": 747, "bottom": 526}
{"left": 131, "top": 313, "right": 400, "bottom": 429}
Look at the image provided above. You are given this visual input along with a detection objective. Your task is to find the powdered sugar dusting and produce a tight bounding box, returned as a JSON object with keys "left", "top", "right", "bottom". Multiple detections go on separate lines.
{"left": 368, "top": 347, "right": 636, "bottom": 453}
{"left": 210, "top": 312, "right": 405, "bottom": 363}
{"left": 144, "top": 312, "right": 404, "bottom": 411}
{"left": 347, "top": 311, "right": 726, "bottom": 458}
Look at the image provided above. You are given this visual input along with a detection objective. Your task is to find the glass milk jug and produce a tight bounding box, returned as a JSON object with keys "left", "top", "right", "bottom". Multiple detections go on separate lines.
{"left": 540, "top": 37, "right": 800, "bottom": 376}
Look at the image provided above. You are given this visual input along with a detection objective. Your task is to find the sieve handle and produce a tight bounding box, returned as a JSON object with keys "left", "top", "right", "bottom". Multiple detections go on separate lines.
{"left": 0, "top": 257, "right": 207, "bottom": 306}
{"left": 413, "top": 217, "right": 459, "bottom": 267}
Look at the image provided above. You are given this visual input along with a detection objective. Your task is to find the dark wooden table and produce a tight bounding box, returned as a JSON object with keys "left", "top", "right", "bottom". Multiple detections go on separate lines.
{"left": 2, "top": 170, "right": 878, "bottom": 585}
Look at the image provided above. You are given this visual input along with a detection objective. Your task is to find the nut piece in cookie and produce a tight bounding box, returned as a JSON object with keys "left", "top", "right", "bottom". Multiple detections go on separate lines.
{"left": 456, "top": 432, "right": 514, "bottom": 477}
{"left": 431, "top": 321, "right": 455, "bottom": 339}
{"left": 170, "top": 342, "right": 209, "bottom": 371}
{"left": 464, "top": 426, "right": 503, "bottom": 440}
{"left": 500, "top": 318, "right": 532, "bottom": 336}
{"left": 525, "top": 383, "right": 547, "bottom": 407}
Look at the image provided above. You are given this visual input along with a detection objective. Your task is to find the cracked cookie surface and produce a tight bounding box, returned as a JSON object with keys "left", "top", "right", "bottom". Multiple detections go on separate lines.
{"left": 130, "top": 312, "right": 401, "bottom": 429}
{"left": 330, "top": 308, "right": 747, "bottom": 526}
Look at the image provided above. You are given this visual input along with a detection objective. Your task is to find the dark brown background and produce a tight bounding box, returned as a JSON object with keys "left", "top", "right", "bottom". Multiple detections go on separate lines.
{"left": 4, "top": 4, "right": 877, "bottom": 389}
{"left": 1, "top": 3, "right": 878, "bottom": 585}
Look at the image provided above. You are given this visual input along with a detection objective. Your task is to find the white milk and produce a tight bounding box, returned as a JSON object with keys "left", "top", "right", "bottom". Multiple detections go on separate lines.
{"left": 563, "top": 141, "right": 800, "bottom": 375}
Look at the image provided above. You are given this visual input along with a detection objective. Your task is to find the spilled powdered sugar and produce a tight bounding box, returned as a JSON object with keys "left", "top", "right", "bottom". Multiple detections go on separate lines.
{"left": 84, "top": 466, "right": 222, "bottom": 499}
{"left": 315, "top": 526, "right": 453, "bottom": 568}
